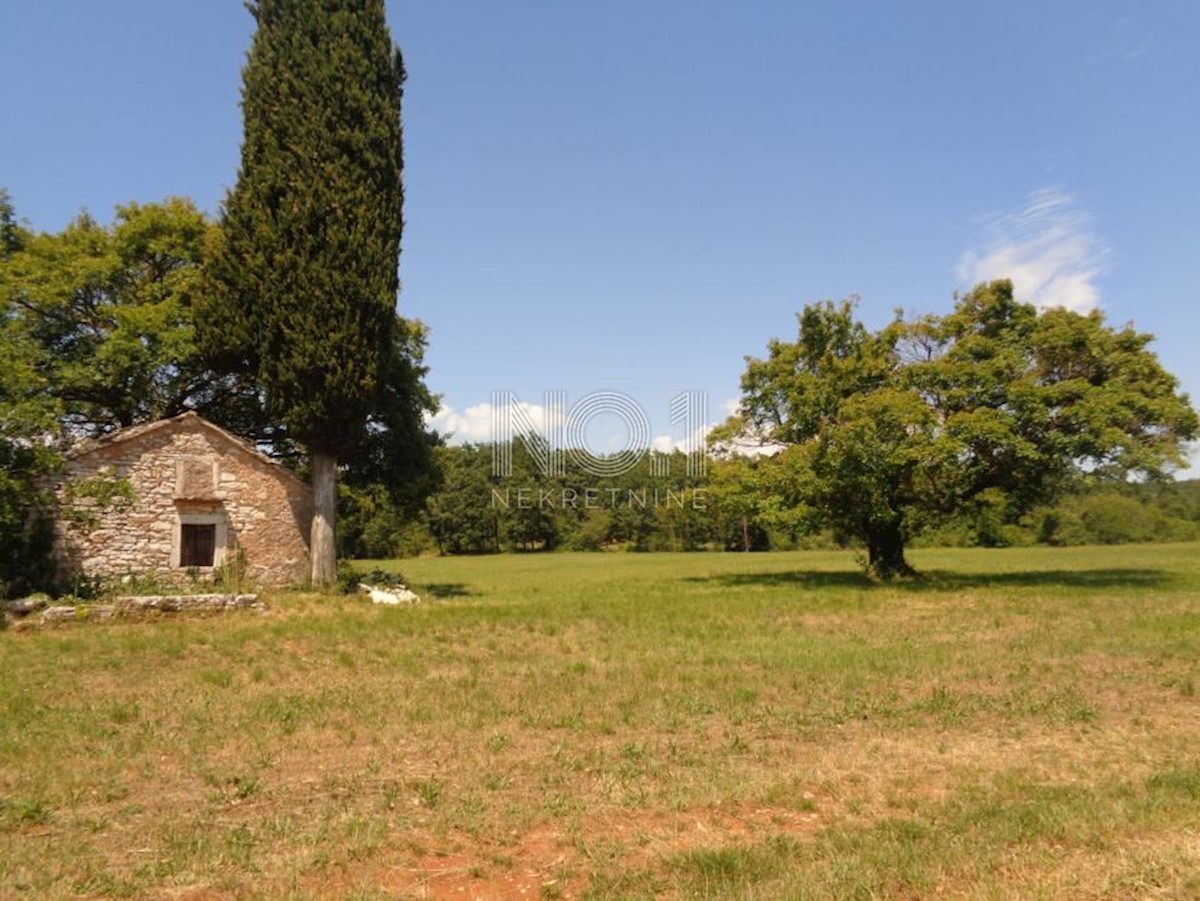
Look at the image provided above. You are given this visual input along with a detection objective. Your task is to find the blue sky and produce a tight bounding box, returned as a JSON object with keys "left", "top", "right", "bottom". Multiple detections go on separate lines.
{"left": 3, "top": 1, "right": 1198, "bottom": 465}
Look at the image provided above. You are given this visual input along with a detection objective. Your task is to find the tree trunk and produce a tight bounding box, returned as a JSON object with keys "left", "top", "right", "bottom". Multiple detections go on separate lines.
{"left": 865, "top": 521, "right": 915, "bottom": 580}
{"left": 310, "top": 451, "right": 337, "bottom": 588}
{"left": 741, "top": 517, "right": 751, "bottom": 552}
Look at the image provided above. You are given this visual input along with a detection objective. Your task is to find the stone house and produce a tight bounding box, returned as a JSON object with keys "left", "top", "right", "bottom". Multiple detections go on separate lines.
{"left": 52, "top": 412, "right": 312, "bottom": 588}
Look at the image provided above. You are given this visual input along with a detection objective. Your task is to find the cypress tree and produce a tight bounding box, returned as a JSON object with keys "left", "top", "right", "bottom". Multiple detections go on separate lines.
{"left": 199, "top": 0, "right": 405, "bottom": 585}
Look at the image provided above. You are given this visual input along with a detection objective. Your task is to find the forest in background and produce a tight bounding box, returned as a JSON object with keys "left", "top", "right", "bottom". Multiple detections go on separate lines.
{"left": 339, "top": 439, "right": 1200, "bottom": 559}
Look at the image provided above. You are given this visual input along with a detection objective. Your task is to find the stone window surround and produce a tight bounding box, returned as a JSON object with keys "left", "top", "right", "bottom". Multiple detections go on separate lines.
{"left": 170, "top": 509, "right": 229, "bottom": 570}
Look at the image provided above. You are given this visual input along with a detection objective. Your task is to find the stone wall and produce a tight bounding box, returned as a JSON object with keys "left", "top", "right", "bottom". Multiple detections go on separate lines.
{"left": 53, "top": 416, "right": 312, "bottom": 588}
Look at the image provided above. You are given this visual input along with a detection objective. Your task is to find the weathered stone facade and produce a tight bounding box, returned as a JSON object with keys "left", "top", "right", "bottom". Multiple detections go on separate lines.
{"left": 53, "top": 413, "right": 312, "bottom": 588}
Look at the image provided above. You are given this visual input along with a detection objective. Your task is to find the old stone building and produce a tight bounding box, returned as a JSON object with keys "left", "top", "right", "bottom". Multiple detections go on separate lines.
{"left": 53, "top": 412, "right": 312, "bottom": 588}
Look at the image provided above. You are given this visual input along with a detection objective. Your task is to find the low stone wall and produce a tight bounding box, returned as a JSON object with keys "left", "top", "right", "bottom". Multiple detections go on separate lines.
{"left": 7, "top": 594, "right": 265, "bottom": 627}
{"left": 110, "top": 593, "right": 265, "bottom": 612}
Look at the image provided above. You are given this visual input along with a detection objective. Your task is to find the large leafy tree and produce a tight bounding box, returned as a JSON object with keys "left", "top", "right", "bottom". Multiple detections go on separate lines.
{"left": 198, "top": 0, "right": 407, "bottom": 585}
{"left": 721, "top": 281, "right": 1198, "bottom": 578}
{"left": 2, "top": 198, "right": 214, "bottom": 436}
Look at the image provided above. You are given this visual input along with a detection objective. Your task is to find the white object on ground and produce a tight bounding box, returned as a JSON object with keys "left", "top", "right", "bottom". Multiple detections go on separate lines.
{"left": 358, "top": 582, "right": 420, "bottom": 605}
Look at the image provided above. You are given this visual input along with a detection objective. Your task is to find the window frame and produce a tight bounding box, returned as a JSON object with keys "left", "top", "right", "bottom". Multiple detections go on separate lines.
{"left": 171, "top": 511, "right": 227, "bottom": 570}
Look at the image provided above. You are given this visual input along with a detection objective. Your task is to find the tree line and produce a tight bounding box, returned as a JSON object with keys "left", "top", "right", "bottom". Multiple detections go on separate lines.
{"left": 339, "top": 442, "right": 1200, "bottom": 560}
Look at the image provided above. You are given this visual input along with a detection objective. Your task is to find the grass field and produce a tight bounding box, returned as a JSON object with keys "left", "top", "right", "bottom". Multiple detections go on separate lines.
{"left": 2, "top": 545, "right": 1200, "bottom": 900}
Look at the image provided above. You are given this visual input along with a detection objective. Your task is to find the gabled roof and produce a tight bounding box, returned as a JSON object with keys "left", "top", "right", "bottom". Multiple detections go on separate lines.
{"left": 67, "top": 411, "right": 310, "bottom": 490}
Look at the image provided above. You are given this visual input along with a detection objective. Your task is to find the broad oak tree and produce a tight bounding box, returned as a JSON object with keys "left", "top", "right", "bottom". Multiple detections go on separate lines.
{"left": 2, "top": 198, "right": 213, "bottom": 435}
{"left": 199, "top": 0, "right": 406, "bottom": 585}
{"left": 720, "top": 280, "right": 1198, "bottom": 578}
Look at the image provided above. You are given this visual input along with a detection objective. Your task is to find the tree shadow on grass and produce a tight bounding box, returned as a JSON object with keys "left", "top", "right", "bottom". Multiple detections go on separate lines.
{"left": 683, "top": 568, "right": 1182, "bottom": 592}
{"left": 420, "top": 582, "right": 477, "bottom": 599}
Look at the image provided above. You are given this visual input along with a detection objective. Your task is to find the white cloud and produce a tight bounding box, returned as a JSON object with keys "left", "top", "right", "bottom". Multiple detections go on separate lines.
{"left": 647, "top": 400, "right": 742, "bottom": 454}
{"left": 429, "top": 396, "right": 740, "bottom": 453}
{"left": 426, "top": 401, "right": 554, "bottom": 444}
{"left": 429, "top": 397, "right": 793, "bottom": 466}
{"left": 957, "top": 188, "right": 1109, "bottom": 313}
{"left": 650, "top": 425, "right": 711, "bottom": 455}
{"left": 650, "top": 434, "right": 678, "bottom": 453}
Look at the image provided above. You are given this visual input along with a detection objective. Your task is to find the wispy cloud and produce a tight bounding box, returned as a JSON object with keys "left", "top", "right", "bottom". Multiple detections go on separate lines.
{"left": 957, "top": 188, "right": 1109, "bottom": 313}
{"left": 1089, "top": 17, "right": 1154, "bottom": 64}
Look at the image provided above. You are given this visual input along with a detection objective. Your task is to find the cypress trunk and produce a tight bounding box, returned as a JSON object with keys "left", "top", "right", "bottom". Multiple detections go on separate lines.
{"left": 310, "top": 451, "right": 337, "bottom": 586}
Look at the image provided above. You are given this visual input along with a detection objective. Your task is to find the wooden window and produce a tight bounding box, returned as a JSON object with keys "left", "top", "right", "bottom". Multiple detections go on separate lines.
{"left": 180, "top": 523, "right": 217, "bottom": 568}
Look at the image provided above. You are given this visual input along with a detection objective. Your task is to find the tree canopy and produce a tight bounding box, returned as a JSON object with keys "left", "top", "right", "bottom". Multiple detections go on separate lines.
{"left": 718, "top": 281, "right": 1199, "bottom": 578}
{"left": 1, "top": 198, "right": 213, "bottom": 437}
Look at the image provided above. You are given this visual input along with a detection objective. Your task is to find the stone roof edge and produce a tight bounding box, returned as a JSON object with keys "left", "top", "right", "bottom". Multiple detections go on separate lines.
{"left": 66, "top": 412, "right": 311, "bottom": 491}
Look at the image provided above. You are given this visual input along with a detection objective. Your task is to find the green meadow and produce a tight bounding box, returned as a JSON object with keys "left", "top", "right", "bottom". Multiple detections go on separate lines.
{"left": 3, "top": 544, "right": 1199, "bottom": 899}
